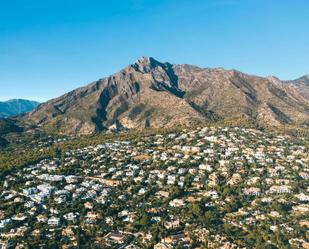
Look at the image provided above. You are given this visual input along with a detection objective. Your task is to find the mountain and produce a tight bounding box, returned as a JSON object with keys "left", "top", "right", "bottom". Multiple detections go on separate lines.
{"left": 285, "top": 75, "right": 309, "bottom": 100}
{"left": 23, "top": 57, "right": 309, "bottom": 134}
{"left": 0, "top": 99, "right": 40, "bottom": 117}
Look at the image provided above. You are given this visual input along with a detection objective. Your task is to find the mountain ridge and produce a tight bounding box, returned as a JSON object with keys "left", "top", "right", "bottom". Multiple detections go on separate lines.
{"left": 23, "top": 57, "right": 309, "bottom": 134}
{"left": 285, "top": 75, "right": 309, "bottom": 100}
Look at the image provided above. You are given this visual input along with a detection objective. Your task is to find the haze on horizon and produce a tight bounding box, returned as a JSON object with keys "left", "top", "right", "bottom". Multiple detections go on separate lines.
{"left": 0, "top": 0, "right": 308, "bottom": 102}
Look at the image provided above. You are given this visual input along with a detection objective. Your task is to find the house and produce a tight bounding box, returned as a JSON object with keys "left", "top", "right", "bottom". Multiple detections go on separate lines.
{"left": 228, "top": 173, "right": 241, "bottom": 185}
{"left": 32, "top": 229, "right": 41, "bottom": 237}
{"left": 23, "top": 187, "right": 37, "bottom": 196}
{"left": 292, "top": 204, "right": 309, "bottom": 214}
{"left": 48, "top": 216, "right": 60, "bottom": 226}
{"left": 164, "top": 218, "right": 180, "bottom": 229}
{"left": 65, "top": 175, "right": 78, "bottom": 183}
{"left": 0, "top": 219, "right": 11, "bottom": 229}
{"left": 169, "top": 199, "right": 185, "bottom": 207}
{"left": 104, "top": 232, "right": 127, "bottom": 244}
{"left": 247, "top": 177, "right": 260, "bottom": 186}
{"left": 125, "top": 245, "right": 139, "bottom": 249}
{"left": 62, "top": 226, "right": 76, "bottom": 239}
{"left": 155, "top": 191, "right": 169, "bottom": 198}
{"left": 55, "top": 195, "right": 66, "bottom": 204}
{"left": 0, "top": 240, "right": 15, "bottom": 249}
{"left": 295, "top": 193, "right": 309, "bottom": 202}
{"left": 268, "top": 185, "right": 292, "bottom": 194}
{"left": 154, "top": 242, "right": 173, "bottom": 249}
{"left": 37, "top": 214, "right": 47, "bottom": 223}
{"left": 299, "top": 172, "right": 309, "bottom": 180}
{"left": 12, "top": 213, "right": 27, "bottom": 221}
{"left": 289, "top": 238, "right": 309, "bottom": 249}
{"left": 84, "top": 202, "right": 93, "bottom": 209}
{"left": 105, "top": 217, "right": 113, "bottom": 225}
{"left": 162, "top": 234, "right": 190, "bottom": 244}
{"left": 244, "top": 187, "right": 261, "bottom": 196}
{"left": 85, "top": 212, "right": 100, "bottom": 224}
{"left": 199, "top": 164, "right": 213, "bottom": 172}
{"left": 37, "top": 184, "right": 56, "bottom": 195}
{"left": 63, "top": 212, "right": 79, "bottom": 223}
{"left": 24, "top": 201, "right": 34, "bottom": 208}
{"left": 138, "top": 188, "right": 146, "bottom": 195}
{"left": 101, "top": 179, "right": 120, "bottom": 187}
{"left": 269, "top": 211, "right": 281, "bottom": 218}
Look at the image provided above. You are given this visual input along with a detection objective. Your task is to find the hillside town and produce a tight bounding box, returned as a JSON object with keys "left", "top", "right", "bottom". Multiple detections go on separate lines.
{"left": 0, "top": 126, "right": 308, "bottom": 248}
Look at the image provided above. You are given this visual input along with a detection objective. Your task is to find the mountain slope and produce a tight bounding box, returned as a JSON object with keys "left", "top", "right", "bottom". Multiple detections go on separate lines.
{"left": 0, "top": 99, "right": 40, "bottom": 117}
{"left": 24, "top": 57, "right": 309, "bottom": 134}
{"left": 0, "top": 118, "right": 23, "bottom": 136}
{"left": 285, "top": 75, "right": 309, "bottom": 100}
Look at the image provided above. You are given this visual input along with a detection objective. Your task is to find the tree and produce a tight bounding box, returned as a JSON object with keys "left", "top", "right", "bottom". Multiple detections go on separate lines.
{"left": 140, "top": 215, "right": 149, "bottom": 227}
{"left": 190, "top": 203, "right": 202, "bottom": 217}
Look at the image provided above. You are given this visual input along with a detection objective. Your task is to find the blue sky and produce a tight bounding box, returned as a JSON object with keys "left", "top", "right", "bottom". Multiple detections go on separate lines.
{"left": 0, "top": 0, "right": 308, "bottom": 102}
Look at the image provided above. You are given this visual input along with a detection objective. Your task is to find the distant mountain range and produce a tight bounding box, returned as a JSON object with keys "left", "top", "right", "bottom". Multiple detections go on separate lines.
{"left": 0, "top": 99, "right": 40, "bottom": 117}
{"left": 23, "top": 57, "right": 309, "bottom": 134}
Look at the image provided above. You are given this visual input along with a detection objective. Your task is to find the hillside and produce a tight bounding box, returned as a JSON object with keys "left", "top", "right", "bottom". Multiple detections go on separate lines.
{"left": 285, "top": 75, "right": 309, "bottom": 100}
{"left": 0, "top": 118, "right": 23, "bottom": 136}
{"left": 24, "top": 57, "right": 309, "bottom": 134}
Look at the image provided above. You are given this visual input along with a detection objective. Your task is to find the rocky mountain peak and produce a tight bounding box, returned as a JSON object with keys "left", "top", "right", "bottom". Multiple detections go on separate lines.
{"left": 267, "top": 76, "right": 282, "bottom": 85}
{"left": 131, "top": 56, "right": 168, "bottom": 73}
{"left": 135, "top": 56, "right": 153, "bottom": 65}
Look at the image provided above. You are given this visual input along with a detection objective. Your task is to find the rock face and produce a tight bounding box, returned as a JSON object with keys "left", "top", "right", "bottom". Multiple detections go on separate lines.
{"left": 24, "top": 57, "right": 309, "bottom": 134}
{"left": 0, "top": 99, "right": 40, "bottom": 117}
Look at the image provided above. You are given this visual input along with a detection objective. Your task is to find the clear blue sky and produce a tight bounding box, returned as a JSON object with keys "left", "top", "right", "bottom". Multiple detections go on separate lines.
{"left": 1, "top": 0, "right": 308, "bottom": 102}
